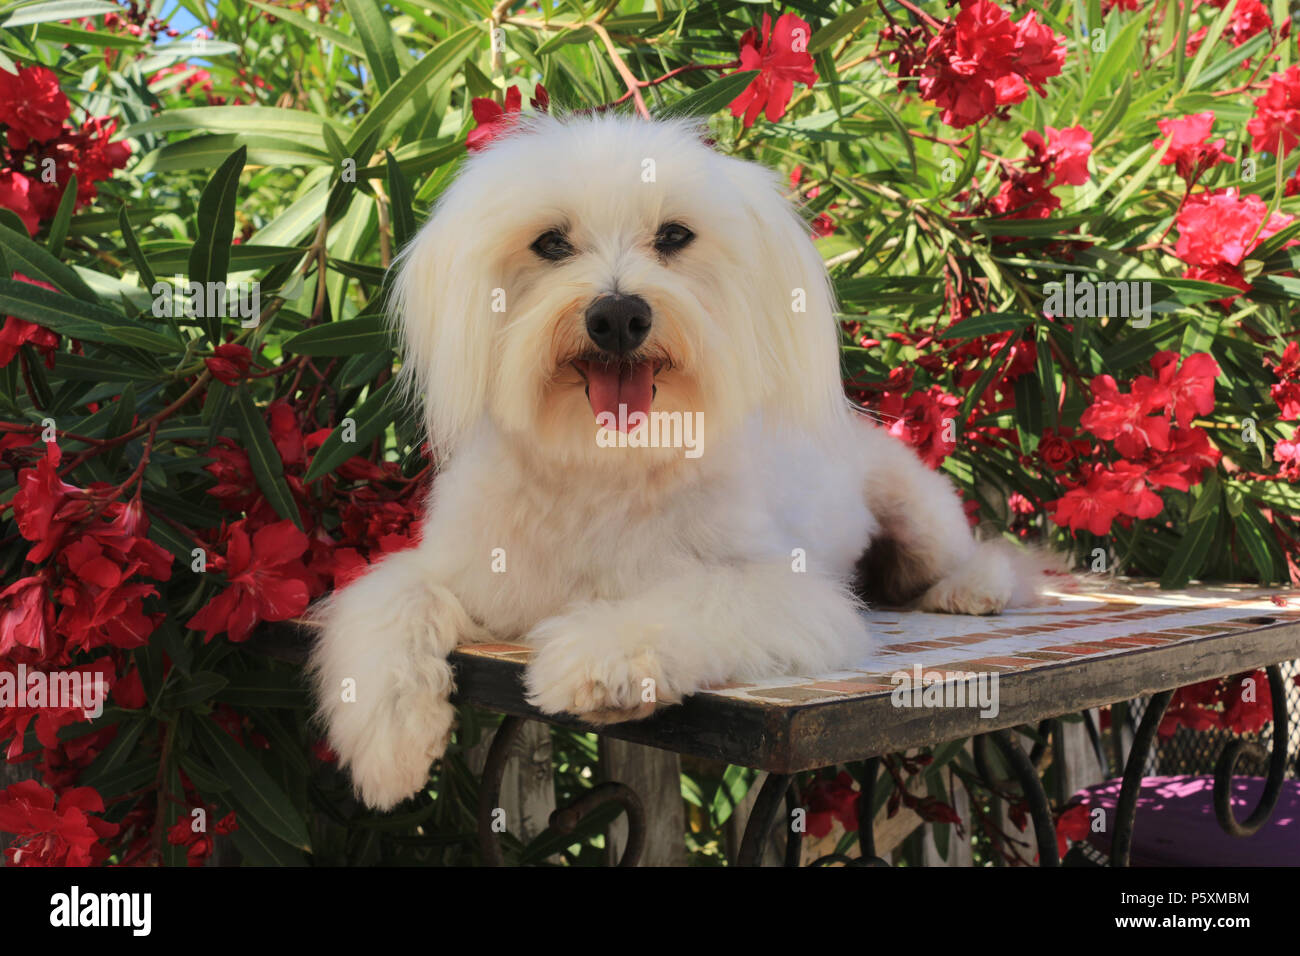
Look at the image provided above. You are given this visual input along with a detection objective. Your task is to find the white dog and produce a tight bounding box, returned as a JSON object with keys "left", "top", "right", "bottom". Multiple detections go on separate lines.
{"left": 308, "top": 115, "right": 1047, "bottom": 810}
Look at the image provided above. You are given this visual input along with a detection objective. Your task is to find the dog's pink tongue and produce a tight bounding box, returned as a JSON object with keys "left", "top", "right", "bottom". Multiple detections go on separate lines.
{"left": 586, "top": 361, "right": 654, "bottom": 432}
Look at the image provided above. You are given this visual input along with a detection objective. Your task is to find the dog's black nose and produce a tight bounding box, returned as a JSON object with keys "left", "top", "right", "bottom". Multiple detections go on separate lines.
{"left": 584, "top": 293, "right": 651, "bottom": 355}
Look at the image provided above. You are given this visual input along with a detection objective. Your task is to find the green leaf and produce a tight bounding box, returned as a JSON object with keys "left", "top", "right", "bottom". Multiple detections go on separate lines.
{"left": 213, "top": 672, "right": 311, "bottom": 709}
{"left": 160, "top": 671, "right": 230, "bottom": 711}
{"left": 245, "top": 0, "right": 365, "bottom": 55}
{"left": 385, "top": 150, "right": 416, "bottom": 251}
{"left": 192, "top": 715, "right": 312, "bottom": 852}
{"left": 0, "top": 278, "right": 176, "bottom": 350}
{"left": 346, "top": 0, "right": 403, "bottom": 92}
{"left": 45, "top": 175, "right": 77, "bottom": 259}
{"left": 809, "top": 4, "right": 872, "bottom": 54}
{"left": 347, "top": 24, "right": 480, "bottom": 152}
{"left": 232, "top": 386, "right": 304, "bottom": 529}
{"left": 284, "top": 315, "right": 392, "bottom": 355}
{"left": 660, "top": 71, "right": 758, "bottom": 119}
{"left": 304, "top": 379, "right": 399, "bottom": 482}
{"left": 126, "top": 107, "right": 339, "bottom": 147}
{"left": 188, "top": 146, "right": 246, "bottom": 344}
{"left": 118, "top": 206, "right": 157, "bottom": 290}
{"left": 0, "top": 219, "right": 100, "bottom": 301}
{"left": 1, "top": 0, "right": 118, "bottom": 27}
{"left": 943, "top": 312, "right": 1035, "bottom": 340}
{"left": 1160, "top": 513, "right": 1216, "bottom": 589}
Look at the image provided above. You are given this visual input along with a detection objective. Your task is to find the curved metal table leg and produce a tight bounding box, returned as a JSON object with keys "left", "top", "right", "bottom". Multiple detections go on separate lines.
{"left": 1213, "top": 664, "right": 1289, "bottom": 838}
{"left": 477, "top": 715, "right": 527, "bottom": 867}
{"left": 1110, "top": 689, "right": 1173, "bottom": 867}
{"left": 987, "top": 728, "right": 1060, "bottom": 867}
{"left": 737, "top": 773, "right": 793, "bottom": 867}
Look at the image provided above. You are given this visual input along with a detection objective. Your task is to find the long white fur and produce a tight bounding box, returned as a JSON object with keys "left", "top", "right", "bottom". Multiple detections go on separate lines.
{"left": 307, "top": 115, "right": 1047, "bottom": 810}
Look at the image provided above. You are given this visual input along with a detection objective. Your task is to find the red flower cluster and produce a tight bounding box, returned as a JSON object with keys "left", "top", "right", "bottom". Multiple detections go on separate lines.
{"left": 0, "top": 779, "right": 118, "bottom": 866}
{"left": 1187, "top": 0, "right": 1273, "bottom": 58}
{"left": 187, "top": 400, "right": 423, "bottom": 642}
{"left": 0, "top": 64, "right": 131, "bottom": 235}
{"left": 467, "top": 83, "right": 549, "bottom": 152}
{"left": 7, "top": 443, "right": 173, "bottom": 665}
{"left": 1247, "top": 64, "right": 1300, "bottom": 156}
{"left": 909, "top": 0, "right": 1066, "bottom": 129}
{"left": 727, "top": 13, "right": 818, "bottom": 128}
{"left": 1266, "top": 341, "right": 1300, "bottom": 420}
{"left": 1153, "top": 111, "right": 1235, "bottom": 186}
{"left": 958, "top": 126, "right": 1092, "bottom": 225}
{"left": 1049, "top": 353, "right": 1222, "bottom": 536}
{"left": 1174, "top": 187, "right": 1295, "bottom": 294}
{"left": 166, "top": 808, "right": 238, "bottom": 867}
{"left": 1159, "top": 670, "right": 1273, "bottom": 737}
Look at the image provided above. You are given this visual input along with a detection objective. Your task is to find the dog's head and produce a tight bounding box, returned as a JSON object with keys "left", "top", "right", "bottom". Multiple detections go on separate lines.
{"left": 393, "top": 114, "right": 844, "bottom": 465}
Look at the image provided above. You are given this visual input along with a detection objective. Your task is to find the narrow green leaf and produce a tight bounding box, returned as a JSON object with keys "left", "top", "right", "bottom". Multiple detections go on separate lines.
{"left": 188, "top": 146, "right": 246, "bottom": 344}
{"left": 232, "top": 385, "right": 304, "bottom": 529}
{"left": 192, "top": 715, "right": 312, "bottom": 851}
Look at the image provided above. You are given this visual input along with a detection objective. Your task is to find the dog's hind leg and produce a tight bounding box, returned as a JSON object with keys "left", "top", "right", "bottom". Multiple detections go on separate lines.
{"left": 306, "top": 546, "right": 486, "bottom": 810}
{"left": 855, "top": 422, "right": 1046, "bottom": 614}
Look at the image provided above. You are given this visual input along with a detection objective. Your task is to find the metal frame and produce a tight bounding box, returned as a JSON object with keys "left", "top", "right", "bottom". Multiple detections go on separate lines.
{"left": 474, "top": 662, "right": 1295, "bottom": 866}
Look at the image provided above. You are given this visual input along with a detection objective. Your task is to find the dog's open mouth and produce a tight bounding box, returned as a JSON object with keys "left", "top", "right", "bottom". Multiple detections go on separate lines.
{"left": 571, "top": 358, "right": 663, "bottom": 432}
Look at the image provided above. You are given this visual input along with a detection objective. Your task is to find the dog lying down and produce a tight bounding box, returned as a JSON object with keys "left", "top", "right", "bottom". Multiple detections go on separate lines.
{"left": 307, "top": 114, "right": 1052, "bottom": 810}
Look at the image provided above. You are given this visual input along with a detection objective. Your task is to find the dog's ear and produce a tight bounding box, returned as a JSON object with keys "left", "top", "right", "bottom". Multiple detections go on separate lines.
{"left": 726, "top": 158, "right": 846, "bottom": 432}
{"left": 389, "top": 187, "right": 496, "bottom": 458}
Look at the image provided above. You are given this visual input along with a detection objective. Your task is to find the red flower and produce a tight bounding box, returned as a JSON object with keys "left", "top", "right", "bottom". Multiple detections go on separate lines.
{"left": 0, "top": 273, "right": 60, "bottom": 368}
{"left": 1153, "top": 112, "right": 1234, "bottom": 184}
{"left": 1148, "top": 351, "right": 1220, "bottom": 429}
{"left": 801, "top": 770, "right": 859, "bottom": 838}
{"left": 1247, "top": 65, "right": 1300, "bottom": 156}
{"left": 1174, "top": 188, "right": 1295, "bottom": 294}
{"left": 205, "top": 343, "right": 253, "bottom": 385}
{"left": 912, "top": 0, "right": 1064, "bottom": 129}
{"left": 0, "top": 574, "right": 56, "bottom": 665}
{"left": 1042, "top": 124, "right": 1092, "bottom": 186}
{"left": 0, "top": 170, "right": 40, "bottom": 235}
{"left": 0, "top": 65, "right": 71, "bottom": 142}
{"left": 186, "top": 520, "right": 312, "bottom": 642}
{"left": 728, "top": 13, "right": 818, "bottom": 128}
{"left": 1055, "top": 802, "right": 1090, "bottom": 858}
{"left": 12, "top": 442, "right": 81, "bottom": 563}
{"left": 0, "top": 779, "right": 118, "bottom": 866}
{"left": 1080, "top": 375, "right": 1171, "bottom": 459}
{"left": 466, "top": 84, "right": 547, "bottom": 152}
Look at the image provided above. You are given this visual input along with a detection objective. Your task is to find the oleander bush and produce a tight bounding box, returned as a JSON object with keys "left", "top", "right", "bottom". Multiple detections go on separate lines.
{"left": 0, "top": 0, "right": 1296, "bottom": 865}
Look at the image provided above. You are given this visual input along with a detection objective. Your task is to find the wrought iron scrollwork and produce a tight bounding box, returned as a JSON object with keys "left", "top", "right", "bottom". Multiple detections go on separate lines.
{"left": 477, "top": 715, "right": 647, "bottom": 866}
{"left": 1212, "top": 664, "right": 1289, "bottom": 838}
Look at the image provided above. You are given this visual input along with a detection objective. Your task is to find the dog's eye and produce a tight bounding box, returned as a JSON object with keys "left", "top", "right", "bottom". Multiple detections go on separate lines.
{"left": 530, "top": 230, "right": 575, "bottom": 262}
{"left": 654, "top": 222, "right": 694, "bottom": 255}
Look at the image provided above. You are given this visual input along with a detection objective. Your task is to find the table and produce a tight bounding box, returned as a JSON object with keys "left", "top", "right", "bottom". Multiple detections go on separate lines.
{"left": 451, "top": 583, "right": 1300, "bottom": 866}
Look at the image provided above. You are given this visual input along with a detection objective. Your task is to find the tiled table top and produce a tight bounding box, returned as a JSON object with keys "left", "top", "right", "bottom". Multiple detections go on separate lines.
{"left": 450, "top": 583, "right": 1300, "bottom": 772}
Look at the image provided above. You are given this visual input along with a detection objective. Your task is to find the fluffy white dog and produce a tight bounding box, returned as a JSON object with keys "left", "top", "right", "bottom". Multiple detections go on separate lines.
{"left": 308, "top": 115, "right": 1047, "bottom": 810}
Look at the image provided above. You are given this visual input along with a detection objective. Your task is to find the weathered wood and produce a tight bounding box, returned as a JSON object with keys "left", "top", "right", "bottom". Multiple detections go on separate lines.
{"left": 451, "top": 590, "right": 1300, "bottom": 774}
{"left": 599, "top": 738, "right": 685, "bottom": 866}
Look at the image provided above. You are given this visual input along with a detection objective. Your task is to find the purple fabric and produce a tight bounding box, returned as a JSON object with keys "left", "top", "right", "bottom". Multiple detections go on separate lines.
{"left": 1073, "top": 775, "right": 1300, "bottom": 866}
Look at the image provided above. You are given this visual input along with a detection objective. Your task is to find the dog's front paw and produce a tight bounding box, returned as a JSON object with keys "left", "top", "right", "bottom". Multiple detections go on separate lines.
{"left": 343, "top": 693, "right": 456, "bottom": 811}
{"left": 523, "top": 611, "right": 686, "bottom": 724}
